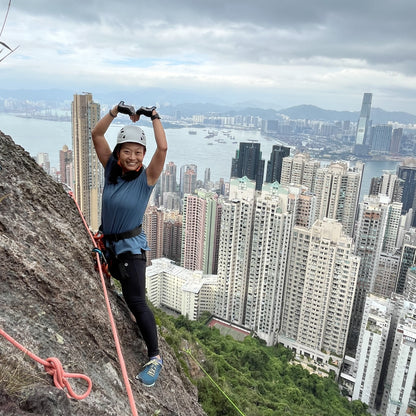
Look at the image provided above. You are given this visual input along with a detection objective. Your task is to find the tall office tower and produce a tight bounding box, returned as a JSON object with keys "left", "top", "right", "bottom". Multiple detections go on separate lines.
{"left": 280, "top": 153, "right": 320, "bottom": 192}
{"left": 143, "top": 205, "right": 164, "bottom": 265}
{"left": 59, "top": 145, "right": 73, "bottom": 188}
{"left": 163, "top": 212, "right": 182, "bottom": 264}
{"left": 369, "top": 171, "right": 402, "bottom": 202}
{"left": 265, "top": 145, "right": 290, "bottom": 184}
{"left": 314, "top": 162, "right": 363, "bottom": 237}
{"left": 370, "top": 124, "right": 393, "bottom": 153}
{"left": 379, "top": 297, "right": 416, "bottom": 416}
{"left": 390, "top": 128, "right": 403, "bottom": 154}
{"left": 231, "top": 142, "right": 265, "bottom": 191}
{"left": 72, "top": 93, "right": 101, "bottom": 230}
{"left": 352, "top": 295, "right": 392, "bottom": 409}
{"left": 355, "top": 93, "right": 372, "bottom": 145}
{"left": 180, "top": 164, "right": 197, "bottom": 197}
{"left": 383, "top": 201, "right": 402, "bottom": 253}
{"left": 37, "top": 152, "right": 50, "bottom": 174}
{"left": 244, "top": 182, "right": 296, "bottom": 345}
{"left": 396, "top": 231, "right": 416, "bottom": 294}
{"left": 397, "top": 158, "right": 416, "bottom": 227}
{"left": 215, "top": 177, "right": 256, "bottom": 324}
{"left": 347, "top": 195, "right": 391, "bottom": 352}
{"left": 280, "top": 219, "right": 359, "bottom": 364}
{"left": 181, "top": 189, "right": 222, "bottom": 274}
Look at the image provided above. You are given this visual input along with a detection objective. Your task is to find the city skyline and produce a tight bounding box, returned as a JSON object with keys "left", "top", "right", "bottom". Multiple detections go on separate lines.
{"left": 1, "top": 1, "right": 416, "bottom": 113}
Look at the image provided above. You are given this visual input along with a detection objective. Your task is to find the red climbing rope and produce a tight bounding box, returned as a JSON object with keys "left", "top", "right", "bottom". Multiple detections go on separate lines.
{"left": 68, "top": 191, "right": 139, "bottom": 416}
{"left": 0, "top": 327, "right": 92, "bottom": 400}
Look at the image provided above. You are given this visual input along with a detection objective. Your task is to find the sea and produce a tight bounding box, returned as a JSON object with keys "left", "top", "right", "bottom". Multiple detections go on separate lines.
{"left": 0, "top": 113, "right": 400, "bottom": 200}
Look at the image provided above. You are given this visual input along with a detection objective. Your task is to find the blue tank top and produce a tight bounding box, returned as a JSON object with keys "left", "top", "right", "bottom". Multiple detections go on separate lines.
{"left": 102, "top": 155, "right": 154, "bottom": 255}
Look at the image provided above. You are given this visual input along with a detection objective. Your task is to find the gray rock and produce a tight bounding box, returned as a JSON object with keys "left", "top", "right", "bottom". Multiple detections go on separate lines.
{"left": 0, "top": 131, "right": 206, "bottom": 416}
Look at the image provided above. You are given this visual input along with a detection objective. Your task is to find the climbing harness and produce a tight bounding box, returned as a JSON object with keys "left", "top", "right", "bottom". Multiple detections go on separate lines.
{"left": 185, "top": 348, "right": 246, "bottom": 416}
{"left": 69, "top": 191, "right": 139, "bottom": 416}
{"left": 0, "top": 327, "right": 92, "bottom": 400}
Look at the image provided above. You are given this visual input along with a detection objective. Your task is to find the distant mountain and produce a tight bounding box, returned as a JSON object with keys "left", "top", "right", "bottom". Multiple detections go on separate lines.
{"left": 1, "top": 88, "right": 415, "bottom": 124}
{"left": 277, "top": 104, "right": 416, "bottom": 125}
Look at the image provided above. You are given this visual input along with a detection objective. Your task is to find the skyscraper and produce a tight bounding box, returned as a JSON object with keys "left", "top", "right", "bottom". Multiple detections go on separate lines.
{"left": 370, "top": 124, "right": 392, "bottom": 153}
{"left": 231, "top": 142, "right": 265, "bottom": 191}
{"left": 72, "top": 93, "right": 101, "bottom": 230}
{"left": 355, "top": 93, "right": 372, "bottom": 146}
{"left": 265, "top": 144, "right": 290, "bottom": 184}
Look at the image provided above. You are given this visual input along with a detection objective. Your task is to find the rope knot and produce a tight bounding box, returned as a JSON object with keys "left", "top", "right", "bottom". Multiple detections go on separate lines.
{"left": 44, "top": 357, "right": 92, "bottom": 400}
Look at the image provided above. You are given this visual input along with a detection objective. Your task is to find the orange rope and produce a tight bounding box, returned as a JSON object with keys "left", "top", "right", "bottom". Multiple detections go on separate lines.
{"left": 0, "top": 327, "right": 92, "bottom": 400}
{"left": 68, "top": 191, "right": 139, "bottom": 416}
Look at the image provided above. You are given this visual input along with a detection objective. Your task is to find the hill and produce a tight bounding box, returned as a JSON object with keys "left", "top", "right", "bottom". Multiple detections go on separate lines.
{"left": 276, "top": 104, "right": 416, "bottom": 124}
{"left": 0, "top": 131, "right": 206, "bottom": 416}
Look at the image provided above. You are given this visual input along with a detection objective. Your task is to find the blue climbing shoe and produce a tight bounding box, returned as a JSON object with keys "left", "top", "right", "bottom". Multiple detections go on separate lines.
{"left": 136, "top": 357, "right": 163, "bottom": 387}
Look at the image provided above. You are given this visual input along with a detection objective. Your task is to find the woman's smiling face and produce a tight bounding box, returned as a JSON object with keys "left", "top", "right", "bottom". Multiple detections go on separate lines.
{"left": 117, "top": 142, "right": 146, "bottom": 173}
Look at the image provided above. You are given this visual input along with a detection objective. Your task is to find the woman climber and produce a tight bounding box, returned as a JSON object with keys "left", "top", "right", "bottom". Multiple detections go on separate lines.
{"left": 91, "top": 101, "right": 167, "bottom": 387}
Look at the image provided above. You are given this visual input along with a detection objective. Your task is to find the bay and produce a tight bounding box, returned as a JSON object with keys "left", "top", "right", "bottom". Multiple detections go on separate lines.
{"left": 0, "top": 114, "right": 400, "bottom": 193}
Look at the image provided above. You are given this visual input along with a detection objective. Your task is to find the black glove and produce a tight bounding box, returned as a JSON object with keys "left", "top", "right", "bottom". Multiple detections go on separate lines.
{"left": 117, "top": 101, "right": 135, "bottom": 116}
{"left": 136, "top": 106, "right": 157, "bottom": 117}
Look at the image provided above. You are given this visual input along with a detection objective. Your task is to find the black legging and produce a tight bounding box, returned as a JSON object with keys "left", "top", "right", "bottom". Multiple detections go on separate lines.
{"left": 117, "top": 252, "right": 159, "bottom": 359}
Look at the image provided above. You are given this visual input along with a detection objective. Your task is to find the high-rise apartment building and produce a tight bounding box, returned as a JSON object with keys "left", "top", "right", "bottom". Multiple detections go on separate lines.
{"left": 181, "top": 189, "right": 222, "bottom": 274}
{"left": 396, "top": 231, "right": 416, "bottom": 294}
{"left": 160, "top": 161, "right": 177, "bottom": 206}
{"left": 280, "top": 219, "right": 359, "bottom": 367}
{"left": 355, "top": 93, "right": 372, "bottom": 146}
{"left": 231, "top": 142, "right": 265, "bottom": 191}
{"left": 390, "top": 128, "right": 403, "bottom": 154}
{"left": 59, "top": 145, "right": 73, "bottom": 189}
{"left": 352, "top": 295, "right": 392, "bottom": 409}
{"left": 143, "top": 205, "right": 164, "bottom": 266}
{"left": 314, "top": 161, "right": 363, "bottom": 237}
{"left": 280, "top": 153, "right": 320, "bottom": 192}
{"left": 163, "top": 211, "right": 182, "bottom": 264}
{"left": 180, "top": 164, "right": 197, "bottom": 197}
{"left": 347, "top": 195, "right": 391, "bottom": 352}
{"left": 265, "top": 145, "right": 290, "bottom": 184}
{"left": 353, "top": 294, "right": 416, "bottom": 416}
{"left": 244, "top": 182, "right": 296, "bottom": 345}
{"left": 37, "top": 152, "right": 50, "bottom": 175}
{"left": 215, "top": 177, "right": 257, "bottom": 324}
{"left": 397, "top": 158, "right": 416, "bottom": 227}
{"left": 72, "top": 93, "right": 102, "bottom": 230}
{"left": 369, "top": 171, "right": 402, "bottom": 203}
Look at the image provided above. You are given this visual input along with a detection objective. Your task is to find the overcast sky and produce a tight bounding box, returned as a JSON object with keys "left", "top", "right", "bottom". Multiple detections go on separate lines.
{"left": 1, "top": 0, "right": 416, "bottom": 113}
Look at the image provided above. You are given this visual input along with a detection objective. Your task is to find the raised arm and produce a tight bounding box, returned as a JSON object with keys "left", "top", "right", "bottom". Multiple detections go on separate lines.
{"left": 91, "top": 105, "right": 118, "bottom": 168}
{"left": 145, "top": 109, "right": 168, "bottom": 186}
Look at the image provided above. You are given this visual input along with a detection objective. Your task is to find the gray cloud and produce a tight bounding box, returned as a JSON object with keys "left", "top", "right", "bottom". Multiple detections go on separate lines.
{"left": 1, "top": 0, "right": 416, "bottom": 112}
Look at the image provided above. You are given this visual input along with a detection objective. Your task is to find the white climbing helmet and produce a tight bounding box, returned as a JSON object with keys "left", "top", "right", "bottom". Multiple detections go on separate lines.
{"left": 117, "top": 125, "right": 146, "bottom": 147}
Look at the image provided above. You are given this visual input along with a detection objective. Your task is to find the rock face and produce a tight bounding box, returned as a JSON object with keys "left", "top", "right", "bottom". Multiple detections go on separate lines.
{"left": 0, "top": 132, "right": 206, "bottom": 416}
